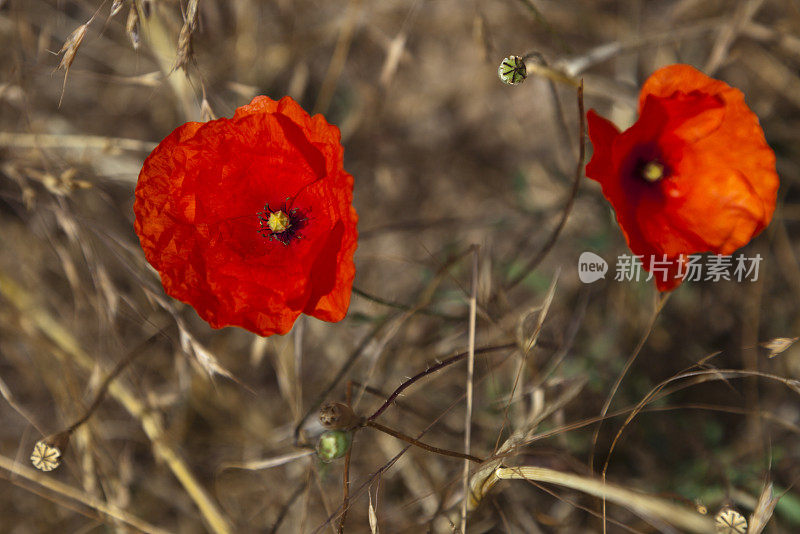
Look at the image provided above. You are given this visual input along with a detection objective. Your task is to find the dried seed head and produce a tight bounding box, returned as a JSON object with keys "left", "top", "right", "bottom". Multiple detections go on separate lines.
{"left": 316, "top": 430, "right": 353, "bottom": 462}
{"left": 173, "top": 0, "right": 200, "bottom": 72}
{"left": 319, "top": 401, "right": 361, "bottom": 430}
{"left": 201, "top": 96, "right": 216, "bottom": 122}
{"left": 186, "top": 0, "right": 200, "bottom": 31}
{"left": 57, "top": 22, "right": 89, "bottom": 73}
{"left": 127, "top": 5, "right": 140, "bottom": 50}
{"left": 56, "top": 19, "right": 91, "bottom": 106}
{"left": 110, "top": 0, "right": 124, "bottom": 18}
{"left": 761, "top": 337, "right": 798, "bottom": 358}
{"left": 174, "top": 23, "right": 194, "bottom": 72}
{"left": 498, "top": 55, "right": 527, "bottom": 85}
{"left": 715, "top": 508, "right": 748, "bottom": 534}
{"left": 31, "top": 441, "right": 61, "bottom": 471}
{"left": 31, "top": 432, "right": 69, "bottom": 472}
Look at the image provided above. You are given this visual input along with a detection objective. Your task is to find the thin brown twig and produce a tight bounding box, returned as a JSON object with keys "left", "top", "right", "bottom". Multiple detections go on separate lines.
{"left": 514, "top": 0, "right": 573, "bottom": 54}
{"left": 365, "top": 420, "right": 482, "bottom": 463}
{"left": 352, "top": 286, "right": 463, "bottom": 320}
{"left": 504, "top": 80, "right": 585, "bottom": 291}
{"left": 348, "top": 380, "right": 461, "bottom": 436}
{"left": 64, "top": 325, "right": 171, "bottom": 435}
{"left": 314, "top": 0, "right": 362, "bottom": 114}
{"left": 269, "top": 479, "right": 308, "bottom": 534}
{"left": 338, "top": 382, "right": 354, "bottom": 534}
{"left": 366, "top": 343, "right": 516, "bottom": 422}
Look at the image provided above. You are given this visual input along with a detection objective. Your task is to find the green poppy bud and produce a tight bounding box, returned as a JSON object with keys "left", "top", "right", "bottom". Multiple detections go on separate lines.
{"left": 498, "top": 56, "right": 527, "bottom": 85}
{"left": 316, "top": 430, "right": 353, "bottom": 462}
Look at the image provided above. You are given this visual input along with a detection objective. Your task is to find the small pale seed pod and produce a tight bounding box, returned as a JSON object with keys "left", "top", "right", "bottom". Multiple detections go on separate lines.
{"left": 715, "top": 507, "right": 748, "bottom": 534}
{"left": 319, "top": 401, "right": 361, "bottom": 430}
{"left": 498, "top": 55, "right": 527, "bottom": 85}
{"left": 316, "top": 430, "right": 353, "bottom": 462}
{"left": 31, "top": 440, "right": 62, "bottom": 472}
{"left": 31, "top": 431, "right": 70, "bottom": 472}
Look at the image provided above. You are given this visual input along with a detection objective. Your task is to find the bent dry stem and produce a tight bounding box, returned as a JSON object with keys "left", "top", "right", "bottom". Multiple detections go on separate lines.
{"left": 483, "top": 466, "right": 714, "bottom": 533}
{"left": 364, "top": 420, "right": 482, "bottom": 463}
{"left": 367, "top": 343, "right": 516, "bottom": 422}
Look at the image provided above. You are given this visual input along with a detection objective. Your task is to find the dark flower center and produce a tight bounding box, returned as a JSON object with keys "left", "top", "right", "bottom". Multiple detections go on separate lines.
{"left": 258, "top": 203, "right": 307, "bottom": 245}
{"left": 625, "top": 142, "right": 670, "bottom": 185}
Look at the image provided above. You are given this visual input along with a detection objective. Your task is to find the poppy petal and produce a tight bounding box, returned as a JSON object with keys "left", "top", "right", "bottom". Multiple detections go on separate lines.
{"left": 586, "top": 109, "right": 620, "bottom": 184}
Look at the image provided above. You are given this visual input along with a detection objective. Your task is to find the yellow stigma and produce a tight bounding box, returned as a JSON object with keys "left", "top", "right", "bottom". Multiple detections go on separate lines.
{"left": 267, "top": 210, "right": 291, "bottom": 233}
{"left": 642, "top": 161, "right": 664, "bottom": 182}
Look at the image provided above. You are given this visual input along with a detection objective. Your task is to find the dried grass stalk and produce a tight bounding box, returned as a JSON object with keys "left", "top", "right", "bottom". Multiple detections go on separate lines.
{"left": 487, "top": 466, "right": 715, "bottom": 533}
{"left": 127, "top": 4, "right": 140, "bottom": 50}
{"left": 55, "top": 19, "right": 91, "bottom": 106}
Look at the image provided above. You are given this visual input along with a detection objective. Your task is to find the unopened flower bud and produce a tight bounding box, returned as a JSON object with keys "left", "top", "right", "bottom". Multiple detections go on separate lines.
{"left": 498, "top": 55, "right": 527, "bottom": 85}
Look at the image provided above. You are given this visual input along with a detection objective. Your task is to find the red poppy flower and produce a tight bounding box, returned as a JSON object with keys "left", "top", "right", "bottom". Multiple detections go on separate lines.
{"left": 134, "top": 96, "right": 358, "bottom": 336}
{"left": 586, "top": 64, "right": 778, "bottom": 291}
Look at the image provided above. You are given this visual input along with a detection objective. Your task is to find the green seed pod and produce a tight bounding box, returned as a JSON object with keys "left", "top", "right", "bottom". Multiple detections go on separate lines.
{"left": 316, "top": 430, "right": 353, "bottom": 462}
{"left": 498, "top": 55, "right": 527, "bottom": 85}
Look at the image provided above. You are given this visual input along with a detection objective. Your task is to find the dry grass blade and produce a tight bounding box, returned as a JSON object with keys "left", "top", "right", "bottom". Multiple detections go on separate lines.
{"left": 110, "top": 0, "right": 124, "bottom": 18}
{"left": 0, "top": 453, "right": 171, "bottom": 534}
{"left": 0, "top": 132, "right": 157, "bottom": 152}
{"left": 490, "top": 466, "right": 715, "bottom": 533}
{"left": 127, "top": 4, "right": 140, "bottom": 50}
{"left": 761, "top": 337, "right": 798, "bottom": 358}
{"left": 703, "top": 0, "right": 766, "bottom": 74}
{"left": 460, "top": 246, "right": 479, "bottom": 530}
{"left": 179, "top": 327, "right": 235, "bottom": 382}
{"left": 314, "top": 0, "right": 362, "bottom": 114}
{"left": 201, "top": 94, "right": 216, "bottom": 121}
{"left": 0, "top": 373, "right": 45, "bottom": 435}
{"left": 219, "top": 450, "right": 315, "bottom": 472}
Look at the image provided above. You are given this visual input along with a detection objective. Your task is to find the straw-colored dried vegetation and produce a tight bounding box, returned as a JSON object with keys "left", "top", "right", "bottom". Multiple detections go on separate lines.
{"left": 1, "top": 0, "right": 800, "bottom": 532}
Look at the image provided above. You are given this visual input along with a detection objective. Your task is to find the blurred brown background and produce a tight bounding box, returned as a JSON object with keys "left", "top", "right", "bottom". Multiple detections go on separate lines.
{"left": 1, "top": 0, "right": 800, "bottom": 532}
